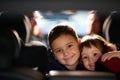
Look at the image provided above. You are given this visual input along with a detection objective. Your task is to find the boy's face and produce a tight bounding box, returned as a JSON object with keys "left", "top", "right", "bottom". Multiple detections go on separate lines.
{"left": 51, "top": 34, "right": 80, "bottom": 70}
{"left": 81, "top": 45, "right": 102, "bottom": 71}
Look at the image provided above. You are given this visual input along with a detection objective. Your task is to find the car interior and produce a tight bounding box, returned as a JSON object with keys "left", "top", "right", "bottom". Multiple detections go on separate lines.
{"left": 0, "top": 0, "right": 120, "bottom": 80}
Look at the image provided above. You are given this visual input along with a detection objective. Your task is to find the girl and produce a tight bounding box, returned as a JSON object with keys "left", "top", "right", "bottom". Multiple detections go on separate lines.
{"left": 79, "top": 34, "right": 120, "bottom": 74}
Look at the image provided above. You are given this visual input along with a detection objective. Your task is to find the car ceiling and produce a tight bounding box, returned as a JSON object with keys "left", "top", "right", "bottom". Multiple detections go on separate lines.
{"left": 0, "top": 0, "right": 120, "bottom": 13}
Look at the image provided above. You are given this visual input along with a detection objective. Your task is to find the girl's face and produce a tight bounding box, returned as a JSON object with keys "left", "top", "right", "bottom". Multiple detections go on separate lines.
{"left": 51, "top": 34, "right": 80, "bottom": 70}
{"left": 81, "top": 45, "right": 102, "bottom": 71}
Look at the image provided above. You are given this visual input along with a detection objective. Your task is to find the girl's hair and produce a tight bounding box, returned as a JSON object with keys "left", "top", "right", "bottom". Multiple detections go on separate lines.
{"left": 79, "top": 34, "right": 117, "bottom": 54}
{"left": 48, "top": 23, "right": 79, "bottom": 48}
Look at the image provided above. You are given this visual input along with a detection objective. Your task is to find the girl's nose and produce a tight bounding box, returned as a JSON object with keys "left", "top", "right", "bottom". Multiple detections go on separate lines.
{"left": 89, "top": 58, "right": 95, "bottom": 64}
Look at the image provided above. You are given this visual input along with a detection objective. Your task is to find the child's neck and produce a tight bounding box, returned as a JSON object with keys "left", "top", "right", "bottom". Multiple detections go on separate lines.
{"left": 65, "top": 62, "right": 79, "bottom": 70}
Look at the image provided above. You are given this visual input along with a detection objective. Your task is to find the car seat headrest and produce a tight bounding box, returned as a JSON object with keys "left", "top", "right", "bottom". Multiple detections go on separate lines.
{"left": 103, "top": 11, "right": 120, "bottom": 50}
{"left": 0, "top": 11, "right": 31, "bottom": 43}
{"left": 0, "top": 29, "right": 21, "bottom": 69}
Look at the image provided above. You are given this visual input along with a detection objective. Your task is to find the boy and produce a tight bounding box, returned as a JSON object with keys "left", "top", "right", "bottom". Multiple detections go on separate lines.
{"left": 47, "top": 23, "right": 82, "bottom": 71}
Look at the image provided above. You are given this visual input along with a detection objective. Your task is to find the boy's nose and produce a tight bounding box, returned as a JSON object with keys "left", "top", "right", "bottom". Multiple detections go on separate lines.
{"left": 63, "top": 50, "right": 69, "bottom": 56}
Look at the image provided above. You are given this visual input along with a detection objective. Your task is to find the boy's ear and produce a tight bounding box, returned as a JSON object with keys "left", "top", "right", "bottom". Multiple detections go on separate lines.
{"left": 50, "top": 49, "right": 55, "bottom": 56}
{"left": 50, "top": 49, "right": 53, "bottom": 53}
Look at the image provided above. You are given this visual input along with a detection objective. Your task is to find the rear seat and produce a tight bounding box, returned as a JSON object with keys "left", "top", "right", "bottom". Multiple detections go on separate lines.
{"left": 0, "top": 11, "right": 48, "bottom": 79}
{"left": 0, "top": 29, "right": 45, "bottom": 80}
{"left": 16, "top": 40, "right": 48, "bottom": 75}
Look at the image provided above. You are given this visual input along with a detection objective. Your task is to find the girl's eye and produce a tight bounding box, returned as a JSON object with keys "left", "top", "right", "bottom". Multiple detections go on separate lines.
{"left": 82, "top": 56, "right": 88, "bottom": 60}
{"left": 93, "top": 53, "right": 97, "bottom": 57}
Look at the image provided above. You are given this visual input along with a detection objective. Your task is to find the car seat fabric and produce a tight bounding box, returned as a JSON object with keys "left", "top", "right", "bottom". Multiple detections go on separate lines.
{"left": 15, "top": 40, "right": 48, "bottom": 75}
{"left": 0, "top": 67, "right": 45, "bottom": 80}
{"left": 0, "top": 11, "right": 31, "bottom": 43}
{"left": 103, "top": 11, "right": 120, "bottom": 50}
{"left": 0, "top": 29, "right": 21, "bottom": 69}
{"left": 0, "top": 29, "right": 45, "bottom": 80}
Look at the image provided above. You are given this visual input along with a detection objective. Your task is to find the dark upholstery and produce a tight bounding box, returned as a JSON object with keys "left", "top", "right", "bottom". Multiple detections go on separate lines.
{"left": 0, "top": 29, "right": 21, "bottom": 69}
{"left": 0, "top": 11, "right": 48, "bottom": 76}
{"left": 0, "top": 29, "right": 45, "bottom": 80}
{"left": 103, "top": 11, "right": 120, "bottom": 50}
{"left": 16, "top": 41, "right": 48, "bottom": 75}
{"left": 0, "top": 67, "right": 45, "bottom": 80}
{"left": 0, "top": 11, "right": 31, "bottom": 43}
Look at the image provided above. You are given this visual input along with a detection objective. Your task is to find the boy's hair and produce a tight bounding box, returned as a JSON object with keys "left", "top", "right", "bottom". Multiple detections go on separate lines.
{"left": 79, "top": 34, "right": 117, "bottom": 54}
{"left": 48, "top": 23, "right": 79, "bottom": 49}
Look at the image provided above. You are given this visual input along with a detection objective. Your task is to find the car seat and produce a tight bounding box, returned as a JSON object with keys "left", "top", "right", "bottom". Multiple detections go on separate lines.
{"left": 15, "top": 40, "right": 48, "bottom": 75}
{"left": 0, "top": 11, "right": 48, "bottom": 76}
{"left": 0, "top": 29, "right": 45, "bottom": 80}
{"left": 0, "top": 11, "right": 31, "bottom": 43}
{"left": 103, "top": 11, "right": 120, "bottom": 50}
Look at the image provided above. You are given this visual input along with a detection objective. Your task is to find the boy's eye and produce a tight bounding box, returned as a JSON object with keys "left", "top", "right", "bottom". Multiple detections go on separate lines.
{"left": 55, "top": 49, "right": 62, "bottom": 54}
{"left": 68, "top": 44, "right": 72, "bottom": 48}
